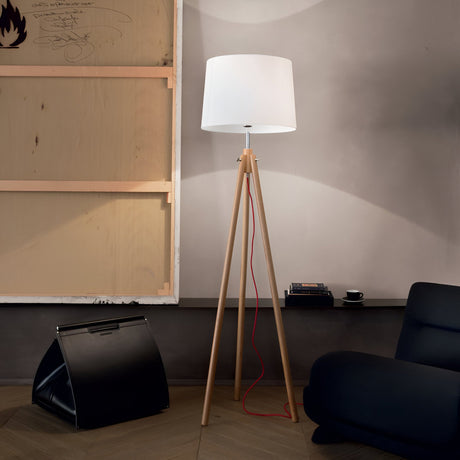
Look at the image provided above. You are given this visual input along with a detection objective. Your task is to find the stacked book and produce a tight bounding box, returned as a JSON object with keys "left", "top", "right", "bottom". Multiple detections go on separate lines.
{"left": 284, "top": 282, "right": 334, "bottom": 307}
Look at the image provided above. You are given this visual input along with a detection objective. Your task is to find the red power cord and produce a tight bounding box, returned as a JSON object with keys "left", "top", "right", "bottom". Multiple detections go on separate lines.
{"left": 241, "top": 177, "right": 301, "bottom": 419}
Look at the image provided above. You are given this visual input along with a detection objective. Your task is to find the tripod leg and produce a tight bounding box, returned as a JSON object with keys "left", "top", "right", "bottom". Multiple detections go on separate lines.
{"left": 202, "top": 159, "right": 246, "bottom": 426}
{"left": 249, "top": 156, "right": 299, "bottom": 423}
{"left": 234, "top": 174, "right": 249, "bottom": 401}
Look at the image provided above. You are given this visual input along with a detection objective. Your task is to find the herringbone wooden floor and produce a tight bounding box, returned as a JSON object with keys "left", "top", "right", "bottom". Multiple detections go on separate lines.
{"left": 0, "top": 385, "right": 402, "bottom": 459}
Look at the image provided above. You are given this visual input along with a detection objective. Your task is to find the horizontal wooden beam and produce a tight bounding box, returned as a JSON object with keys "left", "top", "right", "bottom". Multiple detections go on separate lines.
{"left": 0, "top": 65, "right": 174, "bottom": 80}
{"left": 0, "top": 180, "right": 172, "bottom": 193}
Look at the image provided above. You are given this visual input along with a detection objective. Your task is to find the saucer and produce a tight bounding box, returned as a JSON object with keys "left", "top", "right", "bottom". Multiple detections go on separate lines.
{"left": 342, "top": 297, "right": 365, "bottom": 304}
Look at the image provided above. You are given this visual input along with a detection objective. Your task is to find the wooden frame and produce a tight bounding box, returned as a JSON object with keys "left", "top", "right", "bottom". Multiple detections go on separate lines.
{"left": 0, "top": 0, "right": 182, "bottom": 304}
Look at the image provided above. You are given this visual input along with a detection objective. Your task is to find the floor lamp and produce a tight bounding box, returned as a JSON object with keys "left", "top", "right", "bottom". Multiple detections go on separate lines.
{"left": 200, "top": 54, "right": 299, "bottom": 426}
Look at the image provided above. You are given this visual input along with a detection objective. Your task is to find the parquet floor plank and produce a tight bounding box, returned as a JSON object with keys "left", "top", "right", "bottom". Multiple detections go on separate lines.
{"left": 199, "top": 386, "right": 307, "bottom": 459}
{"left": 0, "top": 386, "right": 404, "bottom": 459}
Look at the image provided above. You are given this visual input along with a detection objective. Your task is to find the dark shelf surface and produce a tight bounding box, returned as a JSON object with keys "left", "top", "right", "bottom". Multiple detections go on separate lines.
{"left": 332, "top": 298, "right": 406, "bottom": 309}
{"left": 178, "top": 298, "right": 406, "bottom": 309}
{"left": 0, "top": 298, "right": 406, "bottom": 310}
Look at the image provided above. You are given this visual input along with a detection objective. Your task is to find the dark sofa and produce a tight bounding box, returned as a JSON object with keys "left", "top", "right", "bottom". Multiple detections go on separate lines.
{"left": 303, "top": 282, "right": 460, "bottom": 459}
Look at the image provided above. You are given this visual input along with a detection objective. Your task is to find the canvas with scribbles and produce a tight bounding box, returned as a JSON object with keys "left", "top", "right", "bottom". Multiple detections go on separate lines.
{"left": 0, "top": 0, "right": 180, "bottom": 302}
{"left": 0, "top": 0, "right": 174, "bottom": 65}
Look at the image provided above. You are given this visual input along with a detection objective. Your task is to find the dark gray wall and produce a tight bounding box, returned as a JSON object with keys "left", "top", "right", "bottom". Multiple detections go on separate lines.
{"left": 0, "top": 303, "right": 403, "bottom": 386}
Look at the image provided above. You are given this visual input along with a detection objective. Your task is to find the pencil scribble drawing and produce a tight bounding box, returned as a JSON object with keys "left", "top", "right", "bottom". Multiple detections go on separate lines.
{"left": 27, "top": 1, "right": 132, "bottom": 62}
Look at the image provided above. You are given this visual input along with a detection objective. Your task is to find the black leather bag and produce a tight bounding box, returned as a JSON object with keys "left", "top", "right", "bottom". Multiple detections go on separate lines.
{"left": 32, "top": 316, "right": 169, "bottom": 429}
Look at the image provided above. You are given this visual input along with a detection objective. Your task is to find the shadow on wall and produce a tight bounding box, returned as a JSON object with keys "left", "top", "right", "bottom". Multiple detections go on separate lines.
{"left": 182, "top": 0, "right": 460, "bottom": 243}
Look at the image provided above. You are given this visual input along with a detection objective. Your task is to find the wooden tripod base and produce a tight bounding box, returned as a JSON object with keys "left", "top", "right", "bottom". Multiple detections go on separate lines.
{"left": 201, "top": 148, "right": 299, "bottom": 426}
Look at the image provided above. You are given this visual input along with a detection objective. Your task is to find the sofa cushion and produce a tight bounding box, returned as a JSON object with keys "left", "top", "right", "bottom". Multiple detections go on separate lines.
{"left": 305, "top": 350, "right": 460, "bottom": 446}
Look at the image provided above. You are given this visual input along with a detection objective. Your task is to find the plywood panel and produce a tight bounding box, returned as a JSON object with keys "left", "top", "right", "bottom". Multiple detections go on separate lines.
{"left": 0, "top": 192, "right": 171, "bottom": 296}
{"left": 0, "top": 0, "right": 174, "bottom": 66}
{"left": 0, "top": 77, "right": 172, "bottom": 181}
{"left": 0, "top": 0, "right": 180, "bottom": 303}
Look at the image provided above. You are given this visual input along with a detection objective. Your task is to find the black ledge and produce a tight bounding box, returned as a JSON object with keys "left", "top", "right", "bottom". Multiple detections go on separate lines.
{"left": 178, "top": 298, "right": 406, "bottom": 310}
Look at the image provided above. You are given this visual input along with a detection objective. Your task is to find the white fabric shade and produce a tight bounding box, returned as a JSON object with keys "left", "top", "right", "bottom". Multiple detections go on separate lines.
{"left": 201, "top": 54, "right": 296, "bottom": 134}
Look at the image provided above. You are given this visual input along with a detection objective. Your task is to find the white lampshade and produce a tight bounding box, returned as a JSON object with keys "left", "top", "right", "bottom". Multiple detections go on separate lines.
{"left": 201, "top": 54, "right": 296, "bottom": 134}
